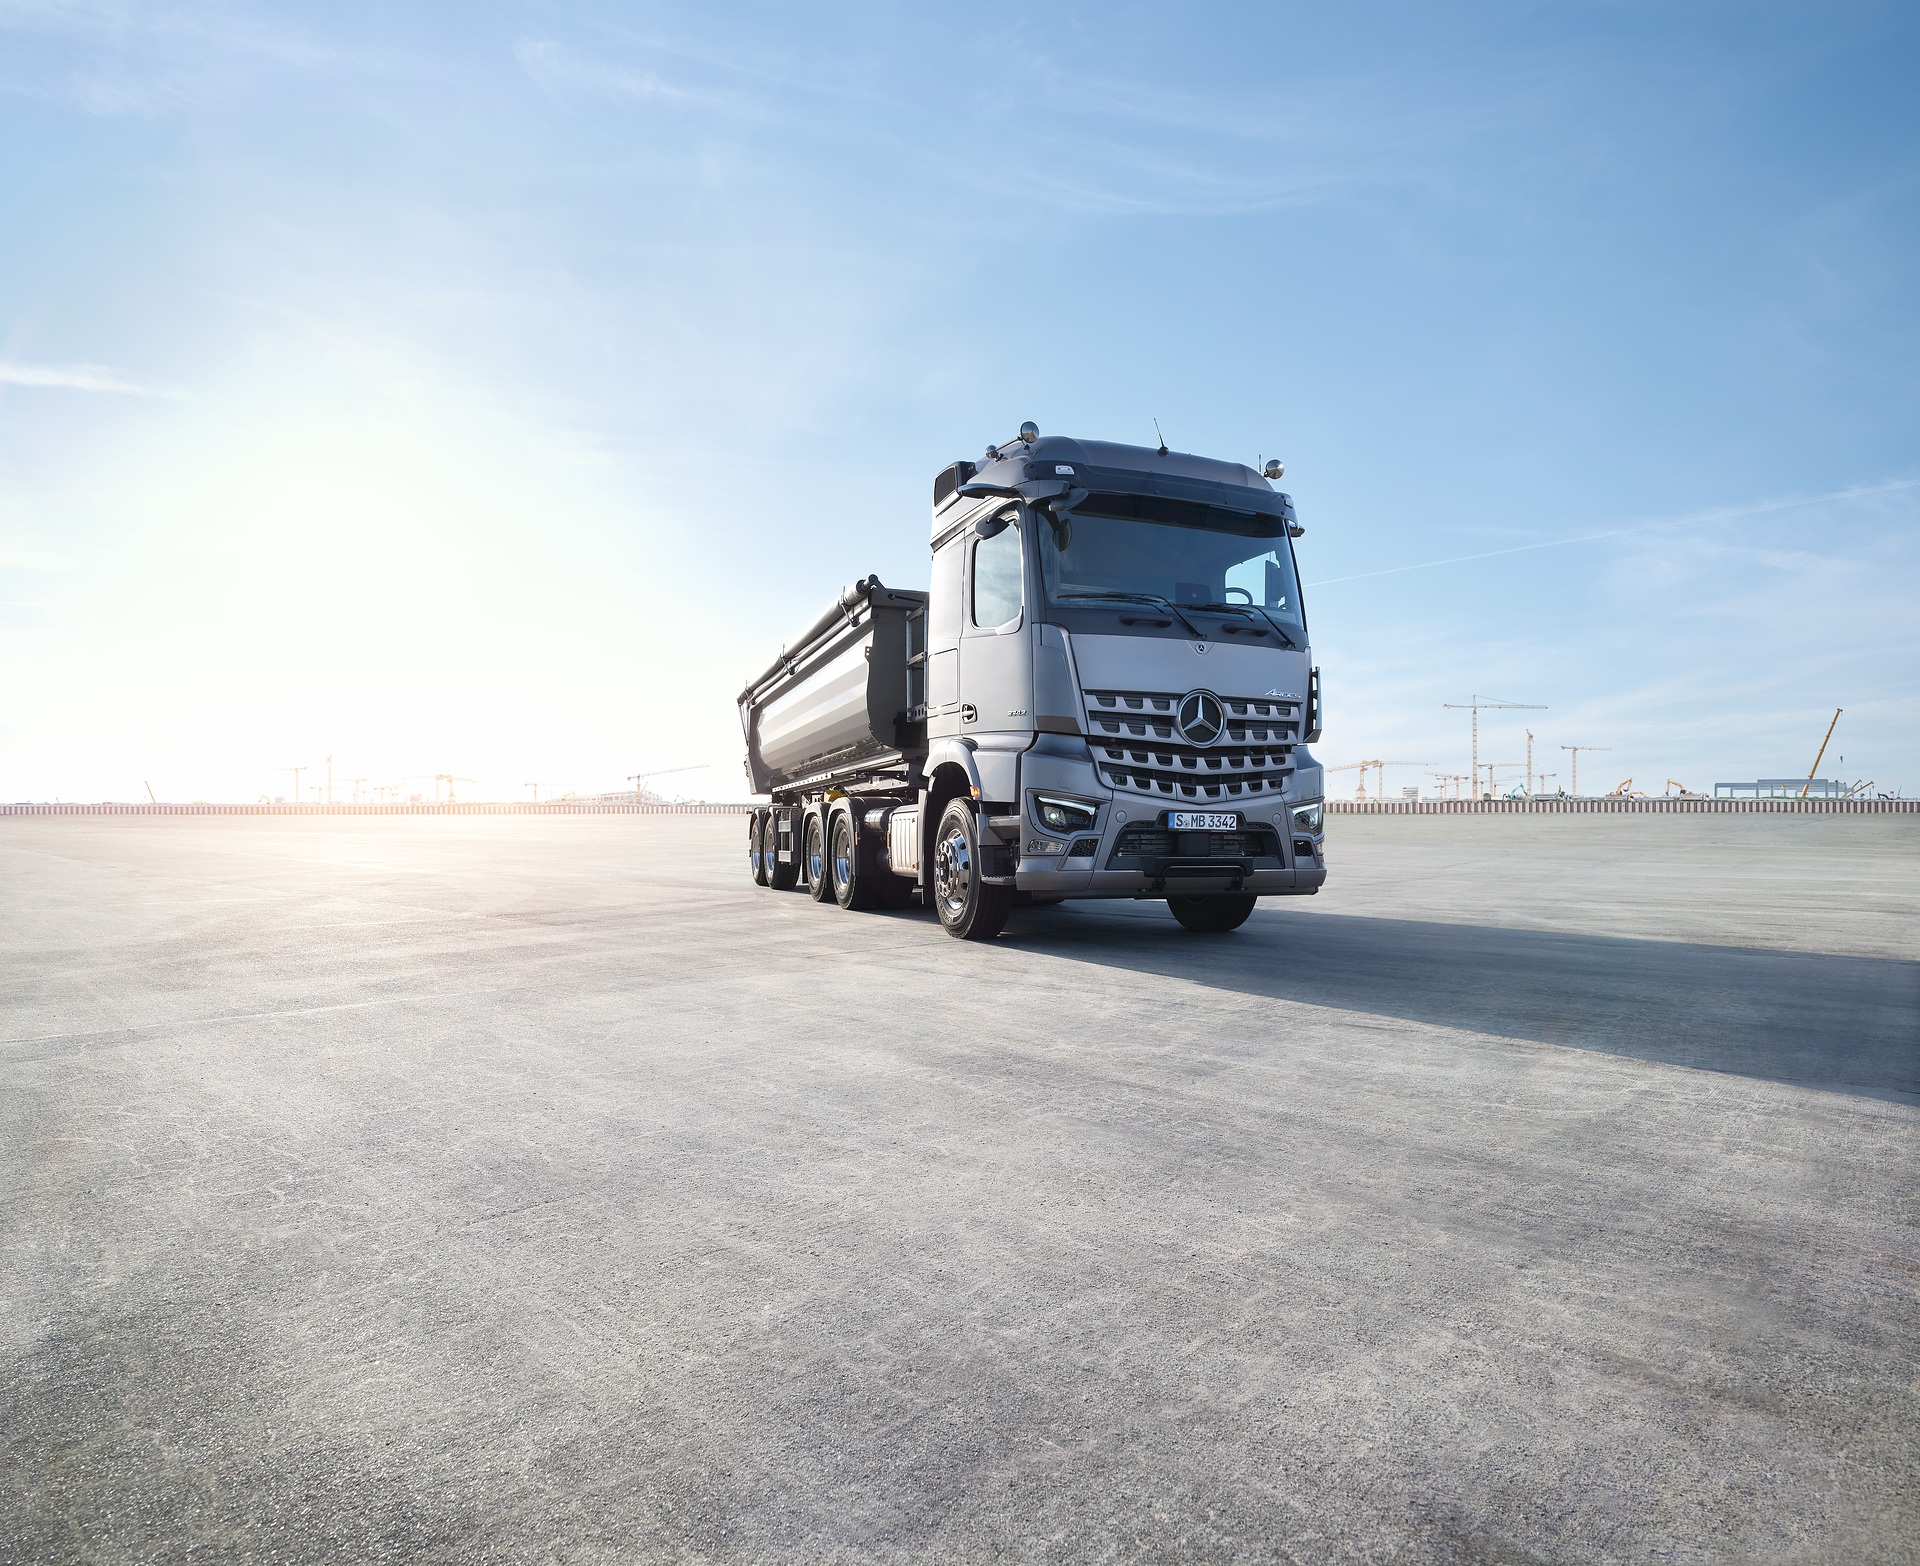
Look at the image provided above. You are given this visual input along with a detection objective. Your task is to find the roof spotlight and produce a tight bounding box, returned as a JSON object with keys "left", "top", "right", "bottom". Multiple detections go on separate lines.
{"left": 1263, "top": 458, "right": 1284, "bottom": 480}
{"left": 1018, "top": 421, "right": 1039, "bottom": 445}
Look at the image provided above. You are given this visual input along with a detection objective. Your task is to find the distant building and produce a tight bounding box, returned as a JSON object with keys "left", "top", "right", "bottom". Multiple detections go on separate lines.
{"left": 1714, "top": 779, "right": 1850, "bottom": 799}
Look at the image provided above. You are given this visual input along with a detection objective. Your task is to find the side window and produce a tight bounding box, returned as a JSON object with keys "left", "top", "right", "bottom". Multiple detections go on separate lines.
{"left": 971, "top": 518, "right": 1022, "bottom": 628}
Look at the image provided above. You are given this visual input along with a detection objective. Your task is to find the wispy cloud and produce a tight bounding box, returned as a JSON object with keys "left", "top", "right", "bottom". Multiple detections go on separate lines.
{"left": 513, "top": 39, "right": 756, "bottom": 115}
{"left": 0, "top": 362, "right": 184, "bottom": 398}
{"left": 1307, "top": 479, "right": 1920, "bottom": 588}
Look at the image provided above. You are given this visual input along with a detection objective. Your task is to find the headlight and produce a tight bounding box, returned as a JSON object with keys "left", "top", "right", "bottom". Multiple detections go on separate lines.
{"left": 1033, "top": 794, "right": 1099, "bottom": 833}
{"left": 1290, "top": 800, "right": 1324, "bottom": 835}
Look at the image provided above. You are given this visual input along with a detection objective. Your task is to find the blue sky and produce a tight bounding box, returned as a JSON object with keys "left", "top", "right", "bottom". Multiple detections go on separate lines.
{"left": 3, "top": 1, "right": 1916, "bottom": 801}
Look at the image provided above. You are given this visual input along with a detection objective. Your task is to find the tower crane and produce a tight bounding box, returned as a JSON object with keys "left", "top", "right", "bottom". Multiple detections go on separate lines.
{"left": 401, "top": 774, "right": 478, "bottom": 804}
{"left": 1559, "top": 744, "right": 1609, "bottom": 797}
{"left": 627, "top": 764, "right": 709, "bottom": 801}
{"left": 1328, "top": 760, "right": 1433, "bottom": 801}
{"left": 1443, "top": 696, "right": 1545, "bottom": 797}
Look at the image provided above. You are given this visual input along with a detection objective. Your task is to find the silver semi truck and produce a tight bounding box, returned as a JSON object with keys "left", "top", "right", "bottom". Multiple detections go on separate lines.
{"left": 737, "top": 425, "right": 1326, "bottom": 940}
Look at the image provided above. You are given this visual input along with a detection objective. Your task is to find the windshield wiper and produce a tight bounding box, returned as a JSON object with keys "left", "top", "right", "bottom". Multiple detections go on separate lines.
{"left": 1188, "top": 602, "right": 1299, "bottom": 648}
{"left": 1056, "top": 590, "right": 1207, "bottom": 640}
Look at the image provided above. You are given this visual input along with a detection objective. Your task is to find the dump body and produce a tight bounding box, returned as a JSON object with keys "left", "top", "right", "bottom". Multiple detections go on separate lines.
{"left": 738, "top": 577, "right": 927, "bottom": 795}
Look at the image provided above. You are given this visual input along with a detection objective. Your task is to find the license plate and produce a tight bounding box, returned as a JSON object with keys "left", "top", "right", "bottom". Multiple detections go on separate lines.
{"left": 1167, "top": 811, "right": 1239, "bottom": 831}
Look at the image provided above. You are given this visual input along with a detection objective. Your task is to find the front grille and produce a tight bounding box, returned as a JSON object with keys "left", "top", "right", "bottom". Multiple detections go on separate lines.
{"left": 1085, "top": 688, "right": 1300, "bottom": 799}
{"left": 1065, "top": 837, "right": 1101, "bottom": 859}
{"left": 1107, "top": 823, "right": 1282, "bottom": 869}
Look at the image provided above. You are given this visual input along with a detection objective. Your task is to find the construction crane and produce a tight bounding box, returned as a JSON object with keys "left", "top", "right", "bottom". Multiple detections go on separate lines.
{"left": 1328, "top": 760, "right": 1432, "bottom": 801}
{"left": 349, "top": 777, "right": 368, "bottom": 804}
{"left": 1475, "top": 761, "right": 1520, "bottom": 797}
{"left": 1428, "top": 771, "right": 1470, "bottom": 800}
{"left": 1444, "top": 696, "right": 1546, "bottom": 797}
{"left": 1800, "top": 708, "right": 1842, "bottom": 799}
{"left": 402, "top": 773, "right": 478, "bottom": 804}
{"left": 1559, "top": 744, "right": 1609, "bottom": 797}
{"left": 627, "top": 764, "right": 709, "bottom": 802}
{"left": 272, "top": 764, "right": 307, "bottom": 803}
{"left": 1524, "top": 729, "right": 1557, "bottom": 795}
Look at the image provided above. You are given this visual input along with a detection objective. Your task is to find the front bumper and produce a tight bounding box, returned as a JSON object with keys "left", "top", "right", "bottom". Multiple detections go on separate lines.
{"left": 1009, "top": 747, "right": 1325, "bottom": 897}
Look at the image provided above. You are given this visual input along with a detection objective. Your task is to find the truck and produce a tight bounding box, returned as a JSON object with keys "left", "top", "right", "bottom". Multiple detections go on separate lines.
{"left": 737, "top": 424, "right": 1326, "bottom": 940}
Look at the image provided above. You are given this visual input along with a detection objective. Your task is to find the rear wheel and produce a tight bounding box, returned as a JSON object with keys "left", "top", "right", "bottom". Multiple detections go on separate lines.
{"left": 767, "top": 810, "right": 798, "bottom": 891}
{"left": 749, "top": 810, "right": 770, "bottom": 886}
{"left": 932, "top": 800, "right": 1014, "bottom": 941}
{"left": 804, "top": 813, "right": 833, "bottom": 902}
{"left": 1167, "top": 893, "right": 1257, "bottom": 933}
{"left": 830, "top": 810, "right": 876, "bottom": 910}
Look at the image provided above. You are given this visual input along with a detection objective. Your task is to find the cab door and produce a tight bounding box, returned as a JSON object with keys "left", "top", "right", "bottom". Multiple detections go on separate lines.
{"left": 958, "top": 509, "right": 1033, "bottom": 740}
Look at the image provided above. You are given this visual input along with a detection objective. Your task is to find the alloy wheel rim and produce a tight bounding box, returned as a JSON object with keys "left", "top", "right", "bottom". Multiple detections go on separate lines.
{"left": 934, "top": 826, "right": 971, "bottom": 914}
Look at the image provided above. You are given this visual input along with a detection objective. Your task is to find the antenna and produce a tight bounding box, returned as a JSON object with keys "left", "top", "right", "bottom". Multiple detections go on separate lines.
{"left": 1153, "top": 418, "right": 1168, "bottom": 455}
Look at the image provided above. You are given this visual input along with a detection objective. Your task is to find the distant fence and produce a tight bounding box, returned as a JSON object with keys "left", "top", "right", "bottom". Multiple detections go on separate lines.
{"left": 0, "top": 802, "right": 754, "bottom": 818}
{"left": 5, "top": 797, "right": 1911, "bottom": 819}
{"left": 1328, "top": 797, "right": 1916, "bottom": 815}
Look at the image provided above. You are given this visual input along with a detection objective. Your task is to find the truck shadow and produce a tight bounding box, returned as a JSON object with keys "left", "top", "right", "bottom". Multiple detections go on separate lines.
{"left": 1003, "top": 903, "right": 1920, "bottom": 1105}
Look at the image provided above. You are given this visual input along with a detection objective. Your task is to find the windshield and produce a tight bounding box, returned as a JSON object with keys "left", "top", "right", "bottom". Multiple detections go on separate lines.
{"left": 1038, "top": 494, "right": 1306, "bottom": 631}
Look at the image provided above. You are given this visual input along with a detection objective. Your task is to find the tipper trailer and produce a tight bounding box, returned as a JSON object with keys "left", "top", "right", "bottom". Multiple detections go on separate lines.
{"left": 738, "top": 424, "right": 1327, "bottom": 940}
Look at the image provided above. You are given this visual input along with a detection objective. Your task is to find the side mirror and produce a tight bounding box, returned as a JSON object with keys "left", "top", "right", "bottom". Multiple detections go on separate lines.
{"left": 975, "top": 517, "right": 1009, "bottom": 539}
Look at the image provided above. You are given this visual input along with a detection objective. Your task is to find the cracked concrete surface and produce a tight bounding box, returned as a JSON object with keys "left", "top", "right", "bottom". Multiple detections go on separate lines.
{"left": 1, "top": 812, "right": 1915, "bottom": 1563}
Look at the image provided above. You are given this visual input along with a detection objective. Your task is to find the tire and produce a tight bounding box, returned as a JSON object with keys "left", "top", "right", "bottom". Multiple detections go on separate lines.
{"left": 830, "top": 809, "right": 876, "bottom": 910}
{"left": 767, "top": 810, "right": 798, "bottom": 891}
{"left": 803, "top": 812, "right": 833, "bottom": 903}
{"left": 1167, "top": 893, "right": 1257, "bottom": 933}
{"left": 750, "top": 810, "right": 770, "bottom": 886}
{"left": 931, "top": 800, "right": 1014, "bottom": 941}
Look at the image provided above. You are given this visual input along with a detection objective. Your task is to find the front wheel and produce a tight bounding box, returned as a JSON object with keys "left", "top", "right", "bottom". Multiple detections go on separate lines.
{"left": 1167, "top": 893, "right": 1257, "bottom": 933}
{"left": 932, "top": 800, "right": 1014, "bottom": 941}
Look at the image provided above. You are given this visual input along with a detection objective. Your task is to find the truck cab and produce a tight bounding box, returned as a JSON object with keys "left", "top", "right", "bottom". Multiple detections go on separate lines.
{"left": 739, "top": 425, "right": 1326, "bottom": 940}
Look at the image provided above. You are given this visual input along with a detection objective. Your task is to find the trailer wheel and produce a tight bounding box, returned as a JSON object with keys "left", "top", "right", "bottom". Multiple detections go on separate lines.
{"left": 749, "top": 810, "right": 770, "bottom": 886}
{"left": 767, "top": 810, "right": 798, "bottom": 891}
{"left": 829, "top": 809, "right": 876, "bottom": 910}
{"left": 932, "top": 800, "right": 1013, "bottom": 940}
{"left": 1167, "top": 893, "right": 1257, "bottom": 932}
{"left": 804, "top": 812, "right": 833, "bottom": 902}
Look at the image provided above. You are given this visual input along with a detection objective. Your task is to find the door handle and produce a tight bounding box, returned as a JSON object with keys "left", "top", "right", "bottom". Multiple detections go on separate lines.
{"left": 961, "top": 704, "right": 978, "bottom": 724}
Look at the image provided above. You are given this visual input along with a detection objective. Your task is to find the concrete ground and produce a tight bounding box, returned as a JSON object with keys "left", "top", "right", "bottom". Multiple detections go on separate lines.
{"left": 1, "top": 811, "right": 1915, "bottom": 1565}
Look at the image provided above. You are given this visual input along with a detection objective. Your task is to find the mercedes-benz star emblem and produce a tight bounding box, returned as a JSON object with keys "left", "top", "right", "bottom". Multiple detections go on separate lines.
{"left": 1177, "top": 690, "right": 1225, "bottom": 746}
